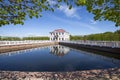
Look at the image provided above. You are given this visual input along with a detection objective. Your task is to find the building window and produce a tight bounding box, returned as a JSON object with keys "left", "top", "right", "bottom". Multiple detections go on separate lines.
{"left": 62, "top": 38, "right": 64, "bottom": 40}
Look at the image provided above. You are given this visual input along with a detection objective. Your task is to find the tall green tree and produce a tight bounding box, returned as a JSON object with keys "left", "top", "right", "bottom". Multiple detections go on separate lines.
{"left": 0, "top": 0, "right": 119, "bottom": 26}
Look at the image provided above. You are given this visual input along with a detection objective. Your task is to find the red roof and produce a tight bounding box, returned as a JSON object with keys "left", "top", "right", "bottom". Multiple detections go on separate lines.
{"left": 53, "top": 29, "right": 66, "bottom": 32}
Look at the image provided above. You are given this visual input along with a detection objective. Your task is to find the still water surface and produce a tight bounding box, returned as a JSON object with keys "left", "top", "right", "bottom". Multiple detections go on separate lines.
{"left": 0, "top": 45, "right": 120, "bottom": 72}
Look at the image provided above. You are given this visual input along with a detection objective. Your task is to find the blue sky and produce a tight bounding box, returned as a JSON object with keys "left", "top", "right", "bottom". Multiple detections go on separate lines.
{"left": 0, "top": 4, "right": 120, "bottom": 37}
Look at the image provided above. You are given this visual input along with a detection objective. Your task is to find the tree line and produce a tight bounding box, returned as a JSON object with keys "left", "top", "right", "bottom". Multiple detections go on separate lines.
{"left": 0, "top": 36, "right": 21, "bottom": 41}
{"left": 22, "top": 37, "right": 49, "bottom": 40}
{"left": 0, "top": 36, "right": 49, "bottom": 41}
{"left": 70, "top": 30, "right": 120, "bottom": 41}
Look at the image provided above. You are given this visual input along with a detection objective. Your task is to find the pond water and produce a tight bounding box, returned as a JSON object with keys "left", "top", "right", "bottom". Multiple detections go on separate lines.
{"left": 0, "top": 45, "right": 120, "bottom": 72}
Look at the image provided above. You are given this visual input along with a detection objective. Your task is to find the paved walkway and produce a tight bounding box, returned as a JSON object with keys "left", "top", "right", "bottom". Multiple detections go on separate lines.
{"left": 0, "top": 68, "right": 120, "bottom": 80}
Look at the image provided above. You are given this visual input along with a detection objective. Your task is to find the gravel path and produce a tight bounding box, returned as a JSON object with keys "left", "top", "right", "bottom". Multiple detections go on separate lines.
{"left": 0, "top": 68, "right": 120, "bottom": 80}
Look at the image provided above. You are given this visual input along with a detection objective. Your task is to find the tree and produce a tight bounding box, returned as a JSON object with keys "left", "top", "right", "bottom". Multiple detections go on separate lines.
{"left": 0, "top": 36, "right": 1, "bottom": 40}
{"left": 22, "top": 36, "right": 49, "bottom": 40}
{"left": 114, "top": 30, "right": 120, "bottom": 34}
{"left": 70, "top": 30, "right": 120, "bottom": 41}
{"left": 0, "top": 0, "right": 119, "bottom": 27}
{"left": 84, "top": 0, "right": 120, "bottom": 27}
{"left": 1, "top": 36, "right": 21, "bottom": 41}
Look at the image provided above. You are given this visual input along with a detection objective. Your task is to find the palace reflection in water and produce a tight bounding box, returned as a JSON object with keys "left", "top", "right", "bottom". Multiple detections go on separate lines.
{"left": 49, "top": 45, "right": 70, "bottom": 57}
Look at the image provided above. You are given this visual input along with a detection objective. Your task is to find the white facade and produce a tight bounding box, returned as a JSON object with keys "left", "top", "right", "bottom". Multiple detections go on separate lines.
{"left": 49, "top": 29, "right": 70, "bottom": 41}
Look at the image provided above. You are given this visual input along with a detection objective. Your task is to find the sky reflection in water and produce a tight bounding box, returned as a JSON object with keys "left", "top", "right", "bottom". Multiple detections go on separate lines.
{"left": 0, "top": 45, "right": 120, "bottom": 72}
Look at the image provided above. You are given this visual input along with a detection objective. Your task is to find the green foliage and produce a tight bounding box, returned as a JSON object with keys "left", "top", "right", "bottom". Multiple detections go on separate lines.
{"left": 114, "top": 30, "right": 120, "bottom": 34}
{"left": 0, "top": 36, "right": 49, "bottom": 40}
{"left": 0, "top": 36, "right": 21, "bottom": 41}
{"left": 75, "top": 0, "right": 86, "bottom": 6}
{"left": 70, "top": 35, "right": 84, "bottom": 40}
{"left": 0, "top": 0, "right": 62, "bottom": 26}
{"left": 0, "top": 0, "right": 119, "bottom": 27}
{"left": 84, "top": 0, "right": 120, "bottom": 26}
{"left": 70, "top": 30, "right": 120, "bottom": 41}
{"left": 23, "top": 36, "right": 49, "bottom": 40}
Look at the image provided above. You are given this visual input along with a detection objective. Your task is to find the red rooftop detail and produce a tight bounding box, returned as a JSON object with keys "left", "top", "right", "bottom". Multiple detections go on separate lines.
{"left": 53, "top": 29, "right": 66, "bottom": 32}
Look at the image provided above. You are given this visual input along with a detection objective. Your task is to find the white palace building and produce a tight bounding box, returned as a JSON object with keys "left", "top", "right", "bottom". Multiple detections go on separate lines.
{"left": 49, "top": 29, "right": 70, "bottom": 41}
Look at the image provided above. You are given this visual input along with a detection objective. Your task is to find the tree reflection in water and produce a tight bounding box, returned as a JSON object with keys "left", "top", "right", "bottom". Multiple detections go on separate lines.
{"left": 50, "top": 45, "right": 70, "bottom": 57}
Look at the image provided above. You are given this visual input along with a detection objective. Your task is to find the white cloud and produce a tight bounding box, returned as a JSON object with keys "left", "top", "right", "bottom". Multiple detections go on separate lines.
{"left": 58, "top": 5, "right": 81, "bottom": 19}
{"left": 59, "top": 5, "right": 75, "bottom": 16}
{"left": 90, "top": 20, "right": 97, "bottom": 24}
{"left": 47, "top": 1, "right": 81, "bottom": 19}
{"left": 47, "top": 0, "right": 57, "bottom": 5}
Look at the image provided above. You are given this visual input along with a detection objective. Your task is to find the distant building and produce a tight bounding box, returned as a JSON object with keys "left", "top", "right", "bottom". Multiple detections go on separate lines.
{"left": 49, "top": 29, "right": 70, "bottom": 41}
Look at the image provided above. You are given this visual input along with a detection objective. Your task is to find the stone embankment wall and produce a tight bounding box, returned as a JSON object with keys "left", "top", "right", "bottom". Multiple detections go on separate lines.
{"left": 1, "top": 40, "right": 120, "bottom": 54}
{"left": 0, "top": 41, "right": 58, "bottom": 53}
{"left": 59, "top": 42, "right": 120, "bottom": 54}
